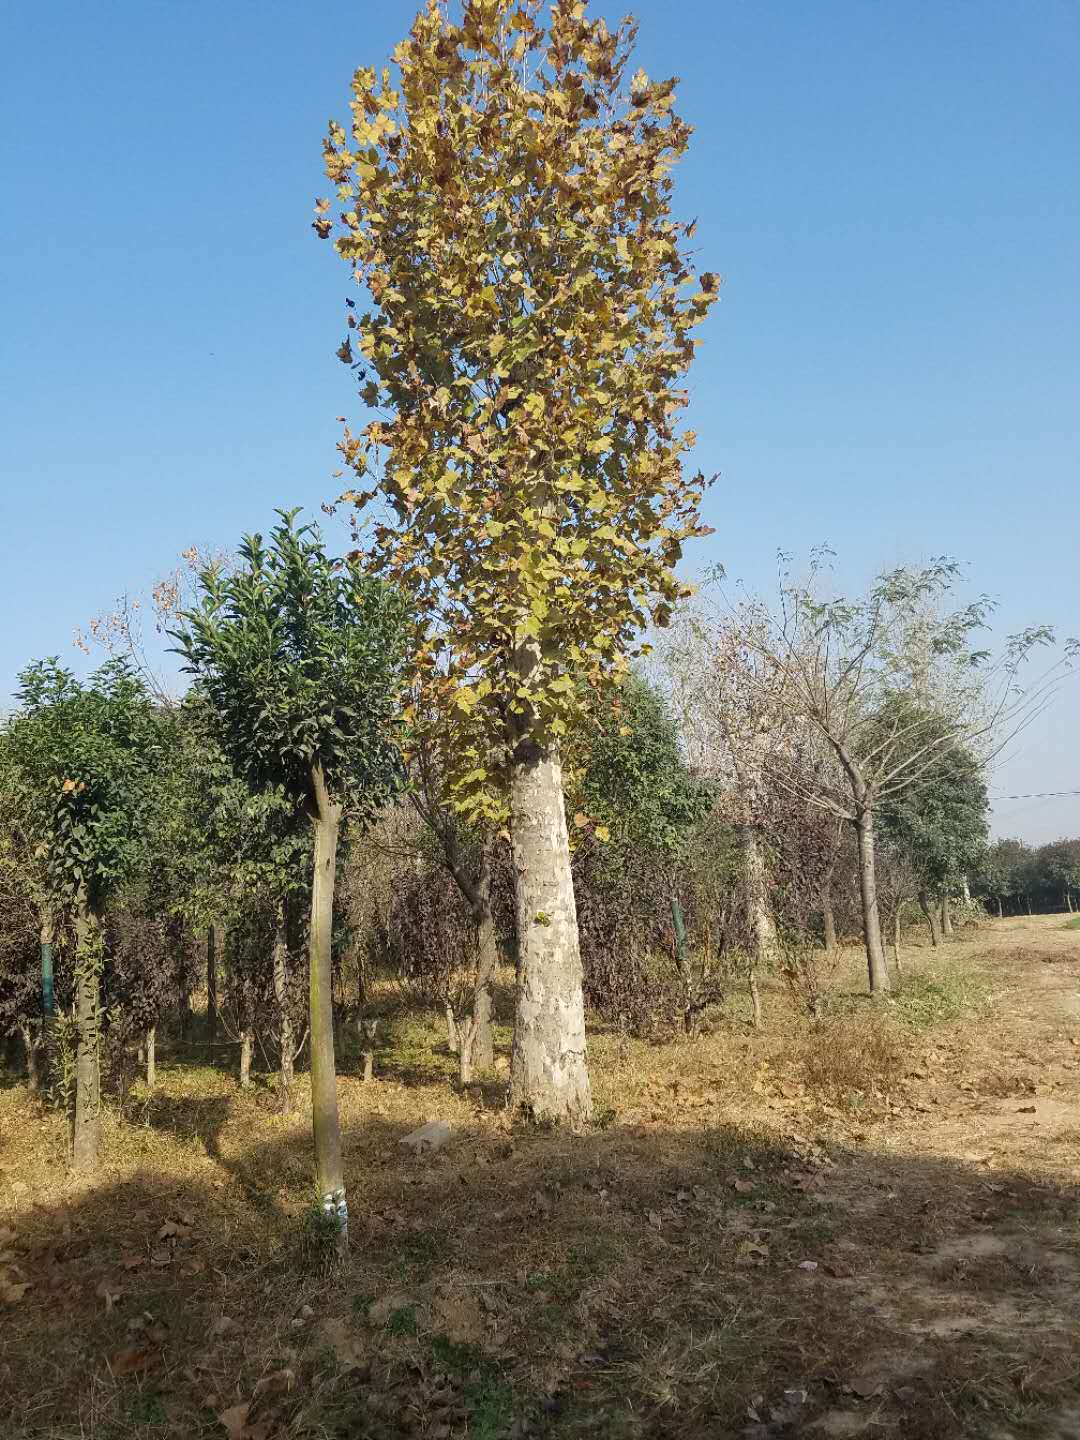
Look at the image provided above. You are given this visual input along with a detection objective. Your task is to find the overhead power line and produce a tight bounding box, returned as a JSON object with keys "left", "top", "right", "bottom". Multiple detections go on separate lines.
{"left": 989, "top": 788, "right": 1080, "bottom": 801}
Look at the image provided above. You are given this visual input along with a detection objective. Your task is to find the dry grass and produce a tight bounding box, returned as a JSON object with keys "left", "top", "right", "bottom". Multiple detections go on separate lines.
{"left": 1, "top": 915, "right": 1079, "bottom": 1439}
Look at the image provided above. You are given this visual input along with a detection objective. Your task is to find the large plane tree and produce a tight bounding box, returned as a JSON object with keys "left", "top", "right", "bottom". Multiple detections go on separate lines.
{"left": 316, "top": 0, "right": 717, "bottom": 1122}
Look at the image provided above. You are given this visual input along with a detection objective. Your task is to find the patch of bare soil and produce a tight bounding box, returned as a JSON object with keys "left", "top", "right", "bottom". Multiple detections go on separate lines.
{"left": 0, "top": 916, "right": 1077, "bottom": 1439}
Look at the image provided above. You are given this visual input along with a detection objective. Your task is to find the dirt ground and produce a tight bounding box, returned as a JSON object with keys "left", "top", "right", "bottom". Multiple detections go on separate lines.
{"left": 2, "top": 914, "right": 1078, "bottom": 1440}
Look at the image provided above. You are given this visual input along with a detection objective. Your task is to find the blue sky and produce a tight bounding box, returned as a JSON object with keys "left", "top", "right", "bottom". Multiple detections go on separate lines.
{"left": 1, "top": 1, "right": 1077, "bottom": 841}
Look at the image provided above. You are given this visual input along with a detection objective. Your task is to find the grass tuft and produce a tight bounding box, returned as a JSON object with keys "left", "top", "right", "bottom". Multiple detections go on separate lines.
{"left": 794, "top": 1013, "right": 907, "bottom": 1107}
{"left": 890, "top": 967, "right": 989, "bottom": 1029}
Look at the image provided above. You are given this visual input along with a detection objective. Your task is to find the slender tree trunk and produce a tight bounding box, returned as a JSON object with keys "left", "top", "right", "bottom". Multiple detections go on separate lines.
{"left": 920, "top": 892, "right": 941, "bottom": 947}
{"left": 309, "top": 760, "right": 346, "bottom": 1251}
{"left": 445, "top": 1002, "right": 459, "bottom": 1054}
{"left": 1026, "top": 894, "right": 1033, "bottom": 916}
{"left": 893, "top": 910, "right": 902, "bottom": 974}
{"left": 508, "top": 739, "right": 592, "bottom": 1125}
{"left": 854, "top": 810, "right": 891, "bottom": 994}
{"left": 941, "top": 894, "right": 953, "bottom": 937}
{"left": 996, "top": 897, "right": 1003, "bottom": 919}
{"left": 748, "top": 969, "right": 763, "bottom": 1028}
{"left": 469, "top": 861, "right": 498, "bottom": 1071}
{"left": 1066, "top": 889, "right": 1073, "bottom": 914}
{"left": 239, "top": 1028, "right": 253, "bottom": 1088}
{"left": 206, "top": 924, "right": 218, "bottom": 1062}
{"left": 145, "top": 1026, "right": 156, "bottom": 1089}
{"left": 458, "top": 1014, "right": 478, "bottom": 1085}
{"left": 178, "top": 977, "right": 191, "bottom": 1043}
{"left": 19, "top": 1020, "right": 39, "bottom": 1092}
{"left": 670, "top": 894, "right": 695, "bottom": 1034}
{"left": 822, "top": 900, "right": 837, "bottom": 954}
{"left": 72, "top": 902, "right": 102, "bottom": 1172}
{"left": 273, "top": 910, "right": 293, "bottom": 1106}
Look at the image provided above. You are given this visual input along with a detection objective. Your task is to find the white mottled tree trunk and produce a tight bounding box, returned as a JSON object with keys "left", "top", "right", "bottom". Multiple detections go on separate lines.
{"left": 508, "top": 741, "right": 592, "bottom": 1125}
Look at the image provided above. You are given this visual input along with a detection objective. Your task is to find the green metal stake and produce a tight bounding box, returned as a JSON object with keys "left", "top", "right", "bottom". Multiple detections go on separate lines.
{"left": 41, "top": 934, "right": 55, "bottom": 1017}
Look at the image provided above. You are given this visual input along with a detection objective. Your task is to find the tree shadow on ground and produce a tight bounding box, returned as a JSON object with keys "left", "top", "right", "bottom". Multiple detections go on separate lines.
{"left": 3, "top": 1095, "right": 1079, "bottom": 1440}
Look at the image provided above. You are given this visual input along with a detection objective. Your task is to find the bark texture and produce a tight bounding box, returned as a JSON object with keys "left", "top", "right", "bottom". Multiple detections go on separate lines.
{"left": 941, "top": 894, "right": 953, "bottom": 937}
{"left": 739, "top": 825, "right": 777, "bottom": 967}
{"left": 146, "top": 1026, "right": 156, "bottom": 1089}
{"left": 239, "top": 1029, "right": 253, "bottom": 1089}
{"left": 273, "top": 913, "right": 293, "bottom": 1105}
{"left": 854, "top": 811, "right": 891, "bottom": 994}
{"left": 508, "top": 741, "right": 592, "bottom": 1125}
{"left": 309, "top": 760, "right": 346, "bottom": 1249}
{"left": 72, "top": 904, "right": 102, "bottom": 1172}
{"left": 440, "top": 837, "right": 500, "bottom": 1071}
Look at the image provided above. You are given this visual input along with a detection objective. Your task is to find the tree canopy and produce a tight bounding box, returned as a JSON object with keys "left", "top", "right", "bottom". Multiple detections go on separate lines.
{"left": 318, "top": 0, "right": 717, "bottom": 818}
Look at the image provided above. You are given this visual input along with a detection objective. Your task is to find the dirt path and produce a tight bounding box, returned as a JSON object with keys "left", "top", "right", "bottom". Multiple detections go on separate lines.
{"left": 800, "top": 917, "right": 1080, "bottom": 1440}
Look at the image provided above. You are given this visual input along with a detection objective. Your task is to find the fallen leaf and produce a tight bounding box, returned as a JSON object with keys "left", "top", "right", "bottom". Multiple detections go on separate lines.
{"left": 121, "top": 1253, "right": 145, "bottom": 1270}
{"left": 797, "top": 1260, "right": 819, "bottom": 1273}
{"left": 0, "top": 1278, "right": 31, "bottom": 1304}
{"left": 158, "top": 1219, "right": 192, "bottom": 1241}
{"left": 210, "top": 1316, "right": 237, "bottom": 1338}
{"left": 735, "top": 1240, "right": 770, "bottom": 1265}
{"left": 732, "top": 1178, "right": 755, "bottom": 1195}
{"left": 110, "top": 1346, "right": 160, "bottom": 1377}
{"left": 219, "top": 1402, "right": 250, "bottom": 1440}
{"left": 253, "top": 1368, "right": 295, "bottom": 1398}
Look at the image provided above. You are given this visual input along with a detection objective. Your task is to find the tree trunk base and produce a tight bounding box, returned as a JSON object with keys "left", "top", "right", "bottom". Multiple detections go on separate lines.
{"left": 508, "top": 743, "right": 592, "bottom": 1127}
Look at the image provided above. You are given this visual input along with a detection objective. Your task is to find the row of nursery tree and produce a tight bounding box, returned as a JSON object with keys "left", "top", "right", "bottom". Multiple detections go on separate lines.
{"left": 976, "top": 836, "right": 1080, "bottom": 916}
{"left": 0, "top": 2, "right": 1073, "bottom": 1255}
